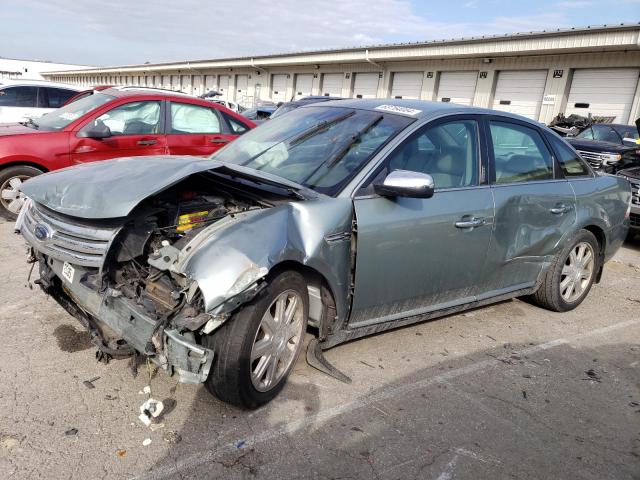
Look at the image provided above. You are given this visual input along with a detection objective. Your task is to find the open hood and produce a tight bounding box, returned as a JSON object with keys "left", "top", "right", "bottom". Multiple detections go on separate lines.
{"left": 21, "top": 155, "right": 314, "bottom": 219}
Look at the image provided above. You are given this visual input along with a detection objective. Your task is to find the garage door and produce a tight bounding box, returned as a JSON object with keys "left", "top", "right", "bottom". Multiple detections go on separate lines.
{"left": 295, "top": 74, "right": 313, "bottom": 98}
{"left": 205, "top": 75, "right": 216, "bottom": 93}
{"left": 271, "top": 74, "right": 288, "bottom": 102}
{"left": 353, "top": 73, "right": 380, "bottom": 99}
{"left": 491, "top": 70, "right": 547, "bottom": 119}
{"left": 565, "top": 68, "right": 640, "bottom": 123}
{"left": 235, "top": 75, "right": 248, "bottom": 103}
{"left": 437, "top": 71, "right": 478, "bottom": 105}
{"left": 170, "top": 75, "right": 180, "bottom": 91}
{"left": 390, "top": 72, "right": 423, "bottom": 99}
{"left": 218, "top": 75, "right": 229, "bottom": 99}
{"left": 322, "top": 73, "right": 343, "bottom": 96}
{"left": 192, "top": 75, "right": 203, "bottom": 96}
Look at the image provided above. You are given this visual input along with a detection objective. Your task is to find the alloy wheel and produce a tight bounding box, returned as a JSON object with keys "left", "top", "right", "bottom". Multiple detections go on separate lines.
{"left": 250, "top": 289, "right": 305, "bottom": 392}
{"left": 0, "top": 175, "right": 29, "bottom": 214}
{"left": 560, "top": 242, "right": 595, "bottom": 303}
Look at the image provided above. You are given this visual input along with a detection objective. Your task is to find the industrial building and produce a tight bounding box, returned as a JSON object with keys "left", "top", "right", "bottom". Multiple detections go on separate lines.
{"left": 42, "top": 23, "right": 640, "bottom": 124}
{"left": 0, "top": 57, "right": 91, "bottom": 81}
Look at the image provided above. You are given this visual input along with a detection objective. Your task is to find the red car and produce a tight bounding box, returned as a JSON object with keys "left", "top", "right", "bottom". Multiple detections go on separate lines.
{"left": 0, "top": 87, "right": 255, "bottom": 219}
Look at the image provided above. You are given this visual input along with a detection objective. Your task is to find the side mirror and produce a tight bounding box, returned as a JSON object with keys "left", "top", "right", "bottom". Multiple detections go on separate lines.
{"left": 374, "top": 169, "right": 435, "bottom": 199}
{"left": 78, "top": 121, "right": 112, "bottom": 139}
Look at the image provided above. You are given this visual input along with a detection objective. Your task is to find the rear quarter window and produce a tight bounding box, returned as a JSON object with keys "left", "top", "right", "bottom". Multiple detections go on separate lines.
{"left": 547, "top": 134, "right": 591, "bottom": 177}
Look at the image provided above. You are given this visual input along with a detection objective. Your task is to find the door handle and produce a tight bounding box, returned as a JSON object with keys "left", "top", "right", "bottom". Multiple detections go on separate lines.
{"left": 549, "top": 204, "right": 571, "bottom": 215}
{"left": 455, "top": 217, "right": 486, "bottom": 229}
{"left": 209, "top": 137, "right": 230, "bottom": 144}
{"left": 137, "top": 139, "right": 157, "bottom": 145}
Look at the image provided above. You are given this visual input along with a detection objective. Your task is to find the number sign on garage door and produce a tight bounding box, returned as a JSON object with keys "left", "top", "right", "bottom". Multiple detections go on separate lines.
{"left": 322, "top": 73, "right": 343, "bottom": 96}
{"left": 564, "top": 68, "right": 640, "bottom": 123}
{"left": 437, "top": 71, "right": 478, "bottom": 105}
{"left": 271, "top": 74, "right": 288, "bottom": 102}
{"left": 390, "top": 72, "right": 423, "bottom": 99}
{"left": 353, "top": 73, "right": 380, "bottom": 99}
{"left": 492, "top": 70, "right": 547, "bottom": 119}
{"left": 295, "top": 74, "right": 313, "bottom": 98}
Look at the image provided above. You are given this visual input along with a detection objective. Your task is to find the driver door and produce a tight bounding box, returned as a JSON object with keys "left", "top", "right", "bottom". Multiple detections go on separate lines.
{"left": 70, "top": 100, "right": 168, "bottom": 164}
{"left": 349, "top": 116, "right": 495, "bottom": 327}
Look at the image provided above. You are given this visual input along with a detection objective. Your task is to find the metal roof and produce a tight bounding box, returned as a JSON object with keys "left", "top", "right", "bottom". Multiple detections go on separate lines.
{"left": 43, "top": 23, "right": 640, "bottom": 75}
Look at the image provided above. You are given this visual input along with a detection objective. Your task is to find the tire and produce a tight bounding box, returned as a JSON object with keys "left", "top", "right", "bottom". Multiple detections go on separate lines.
{"left": 0, "top": 165, "right": 43, "bottom": 221}
{"left": 203, "top": 270, "right": 308, "bottom": 409}
{"left": 531, "top": 229, "right": 599, "bottom": 312}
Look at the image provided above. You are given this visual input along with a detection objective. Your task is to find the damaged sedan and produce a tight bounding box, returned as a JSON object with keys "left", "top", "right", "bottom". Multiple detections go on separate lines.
{"left": 16, "top": 100, "right": 631, "bottom": 408}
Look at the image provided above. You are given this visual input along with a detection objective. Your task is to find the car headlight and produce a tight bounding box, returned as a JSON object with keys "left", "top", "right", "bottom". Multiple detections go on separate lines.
{"left": 602, "top": 153, "right": 622, "bottom": 165}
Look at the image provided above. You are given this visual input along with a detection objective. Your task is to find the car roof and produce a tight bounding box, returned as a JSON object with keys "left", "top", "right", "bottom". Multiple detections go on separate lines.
{"left": 307, "top": 98, "right": 545, "bottom": 125}
{"left": 0, "top": 79, "right": 81, "bottom": 90}
{"left": 102, "top": 86, "right": 196, "bottom": 99}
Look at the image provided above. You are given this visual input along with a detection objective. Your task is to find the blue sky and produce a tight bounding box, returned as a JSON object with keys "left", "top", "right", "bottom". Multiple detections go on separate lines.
{"left": 1, "top": 0, "right": 639, "bottom": 66}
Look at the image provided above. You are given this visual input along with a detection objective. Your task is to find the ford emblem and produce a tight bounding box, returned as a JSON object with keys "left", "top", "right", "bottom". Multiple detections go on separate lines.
{"left": 33, "top": 224, "right": 51, "bottom": 241}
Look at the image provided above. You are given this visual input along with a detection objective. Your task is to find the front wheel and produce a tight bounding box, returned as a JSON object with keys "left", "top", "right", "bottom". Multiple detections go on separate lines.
{"left": 531, "top": 229, "right": 599, "bottom": 312}
{"left": 0, "top": 165, "right": 43, "bottom": 220}
{"left": 203, "top": 270, "right": 308, "bottom": 409}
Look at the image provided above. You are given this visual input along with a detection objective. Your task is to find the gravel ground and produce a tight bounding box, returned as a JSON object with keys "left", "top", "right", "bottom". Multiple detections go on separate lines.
{"left": 0, "top": 218, "right": 638, "bottom": 479}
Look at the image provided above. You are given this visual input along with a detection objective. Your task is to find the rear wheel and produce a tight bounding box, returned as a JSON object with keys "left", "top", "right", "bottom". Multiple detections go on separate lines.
{"left": 203, "top": 270, "right": 308, "bottom": 409}
{"left": 531, "top": 229, "right": 599, "bottom": 312}
{"left": 0, "top": 165, "right": 43, "bottom": 220}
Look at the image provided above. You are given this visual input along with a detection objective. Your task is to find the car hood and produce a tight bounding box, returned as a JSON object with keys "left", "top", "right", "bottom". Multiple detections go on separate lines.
{"left": 567, "top": 137, "right": 635, "bottom": 152}
{"left": 618, "top": 166, "right": 640, "bottom": 179}
{"left": 20, "top": 155, "right": 312, "bottom": 219}
{"left": 0, "top": 123, "right": 49, "bottom": 137}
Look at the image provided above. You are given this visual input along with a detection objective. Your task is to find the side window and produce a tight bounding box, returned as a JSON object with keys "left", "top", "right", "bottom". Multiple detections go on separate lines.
{"left": 591, "top": 125, "right": 620, "bottom": 144}
{"left": 87, "top": 101, "right": 161, "bottom": 136}
{"left": 489, "top": 121, "right": 553, "bottom": 184}
{"left": 576, "top": 127, "right": 593, "bottom": 140}
{"left": 222, "top": 112, "right": 249, "bottom": 134}
{"left": 0, "top": 86, "right": 37, "bottom": 107}
{"left": 547, "top": 135, "right": 591, "bottom": 177}
{"left": 43, "top": 88, "right": 77, "bottom": 108}
{"left": 170, "top": 103, "right": 220, "bottom": 133}
{"left": 386, "top": 119, "right": 478, "bottom": 189}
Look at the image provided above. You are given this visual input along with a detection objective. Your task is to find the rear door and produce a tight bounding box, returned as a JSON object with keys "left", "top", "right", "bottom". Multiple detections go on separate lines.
{"left": 349, "top": 116, "right": 494, "bottom": 327}
{"left": 166, "top": 101, "right": 236, "bottom": 156}
{"left": 481, "top": 117, "right": 576, "bottom": 298}
{"left": 70, "top": 99, "right": 167, "bottom": 163}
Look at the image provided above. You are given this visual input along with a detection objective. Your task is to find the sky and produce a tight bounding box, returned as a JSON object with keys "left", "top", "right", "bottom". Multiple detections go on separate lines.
{"left": 1, "top": 0, "right": 639, "bottom": 66}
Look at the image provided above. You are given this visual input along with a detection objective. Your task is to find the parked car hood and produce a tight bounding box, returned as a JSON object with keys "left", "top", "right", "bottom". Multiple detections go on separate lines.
{"left": 567, "top": 137, "right": 635, "bottom": 153}
{"left": 20, "top": 155, "right": 313, "bottom": 219}
{"left": 618, "top": 166, "right": 640, "bottom": 179}
{"left": 0, "top": 123, "right": 48, "bottom": 137}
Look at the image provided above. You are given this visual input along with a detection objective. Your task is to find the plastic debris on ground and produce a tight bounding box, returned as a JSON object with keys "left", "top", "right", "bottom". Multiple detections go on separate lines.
{"left": 142, "top": 438, "right": 152, "bottom": 447}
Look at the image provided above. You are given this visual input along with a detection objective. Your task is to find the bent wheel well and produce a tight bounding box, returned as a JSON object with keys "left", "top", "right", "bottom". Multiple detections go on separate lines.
{"left": 583, "top": 225, "right": 606, "bottom": 283}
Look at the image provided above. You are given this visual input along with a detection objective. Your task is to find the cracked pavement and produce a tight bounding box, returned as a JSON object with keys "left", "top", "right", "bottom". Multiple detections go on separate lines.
{"left": 0, "top": 219, "right": 639, "bottom": 479}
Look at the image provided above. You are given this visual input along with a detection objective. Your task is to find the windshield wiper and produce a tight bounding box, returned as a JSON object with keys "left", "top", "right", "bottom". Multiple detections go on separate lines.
{"left": 288, "top": 110, "right": 356, "bottom": 147}
{"left": 19, "top": 118, "right": 39, "bottom": 129}
{"left": 301, "top": 114, "right": 384, "bottom": 184}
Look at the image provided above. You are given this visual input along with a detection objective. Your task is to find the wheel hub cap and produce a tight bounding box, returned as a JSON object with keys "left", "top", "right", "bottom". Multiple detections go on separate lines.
{"left": 0, "top": 175, "right": 29, "bottom": 214}
{"left": 560, "top": 242, "right": 595, "bottom": 303}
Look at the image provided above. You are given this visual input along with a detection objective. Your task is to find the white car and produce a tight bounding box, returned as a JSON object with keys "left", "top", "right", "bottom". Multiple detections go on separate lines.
{"left": 205, "top": 98, "right": 243, "bottom": 113}
{"left": 0, "top": 80, "right": 80, "bottom": 124}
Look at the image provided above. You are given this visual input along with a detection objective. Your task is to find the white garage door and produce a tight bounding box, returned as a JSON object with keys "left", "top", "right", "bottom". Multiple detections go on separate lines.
{"left": 271, "top": 74, "right": 288, "bottom": 102}
{"left": 565, "top": 68, "right": 640, "bottom": 123}
{"left": 192, "top": 75, "right": 203, "bottom": 96}
{"left": 437, "top": 71, "right": 478, "bottom": 105}
{"left": 170, "top": 75, "right": 180, "bottom": 91}
{"left": 492, "top": 70, "right": 548, "bottom": 119}
{"left": 321, "top": 73, "right": 343, "bottom": 96}
{"left": 390, "top": 72, "right": 423, "bottom": 99}
{"left": 235, "top": 75, "right": 248, "bottom": 103}
{"left": 205, "top": 75, "right": 216, "bottom": 93}
{"left": 295, "top": 74, "right": 313, "bottom": 98}
{"left": 353, "top": 73, "right": 380, "bottom": 99}
{"left": 218, "top": 75, "right": 230, "bottom": 99}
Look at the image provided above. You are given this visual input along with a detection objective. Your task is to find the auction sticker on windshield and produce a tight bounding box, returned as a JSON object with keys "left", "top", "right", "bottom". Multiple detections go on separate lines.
{"left": 374, "top": 105, "right": 422, "bottom": 116}
{"left": 62, "top": 262, "right": 75, "bottom": 284}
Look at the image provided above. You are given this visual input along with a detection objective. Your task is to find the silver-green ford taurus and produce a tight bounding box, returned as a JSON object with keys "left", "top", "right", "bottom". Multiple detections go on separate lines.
{"left": 16, "top": 100, "right": 631, "bottom": 408}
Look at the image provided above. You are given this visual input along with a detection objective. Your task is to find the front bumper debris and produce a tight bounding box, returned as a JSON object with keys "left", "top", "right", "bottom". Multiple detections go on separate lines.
{"left": 37, "top": 254, "right": 214, "bottom": 384}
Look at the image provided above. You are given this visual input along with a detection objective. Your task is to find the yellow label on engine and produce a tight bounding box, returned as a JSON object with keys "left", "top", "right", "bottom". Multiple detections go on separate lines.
{"left": 177, "top": 211, "right": 209, "bottom": 231}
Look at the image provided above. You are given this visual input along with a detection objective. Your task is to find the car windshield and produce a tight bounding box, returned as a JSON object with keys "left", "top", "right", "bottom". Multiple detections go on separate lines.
{"left": 35, "top": 92, "right": 115, "bottom": 131}
{"left": 212, "top": 106, "right": 413, "bottom": 196}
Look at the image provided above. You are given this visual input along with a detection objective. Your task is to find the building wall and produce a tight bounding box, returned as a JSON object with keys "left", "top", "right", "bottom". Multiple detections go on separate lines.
{"left": 0, "top": 58, "right": 92, "bottom": 81}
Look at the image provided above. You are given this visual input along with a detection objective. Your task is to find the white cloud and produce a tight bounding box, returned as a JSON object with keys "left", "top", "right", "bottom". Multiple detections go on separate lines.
{"left": 15, "top": 0, "right": 576, "bottom": 64}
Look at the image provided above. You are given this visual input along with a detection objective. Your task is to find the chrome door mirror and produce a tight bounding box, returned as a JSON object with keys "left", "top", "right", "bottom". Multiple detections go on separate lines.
{"left": 374, "top": 170, "right": 435, "bottom": 199}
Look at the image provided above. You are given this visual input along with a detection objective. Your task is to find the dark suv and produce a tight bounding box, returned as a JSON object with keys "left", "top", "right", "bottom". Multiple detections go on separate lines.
{"left": 567, "top": 122, "right": 640, "bottom": 173}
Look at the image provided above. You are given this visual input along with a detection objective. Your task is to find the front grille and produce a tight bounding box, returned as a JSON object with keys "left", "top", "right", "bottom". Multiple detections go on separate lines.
{"left": 630, "top": 213, "right": 640, "bottom": 228}
{"left": 576, "top": 150, "right": 606, "bottom": 169}
{"left": 629, "top": 178, "right": 640, "bottom": 207}
{"left": 20, "top": 201, "right": 119, "bottom": 268}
